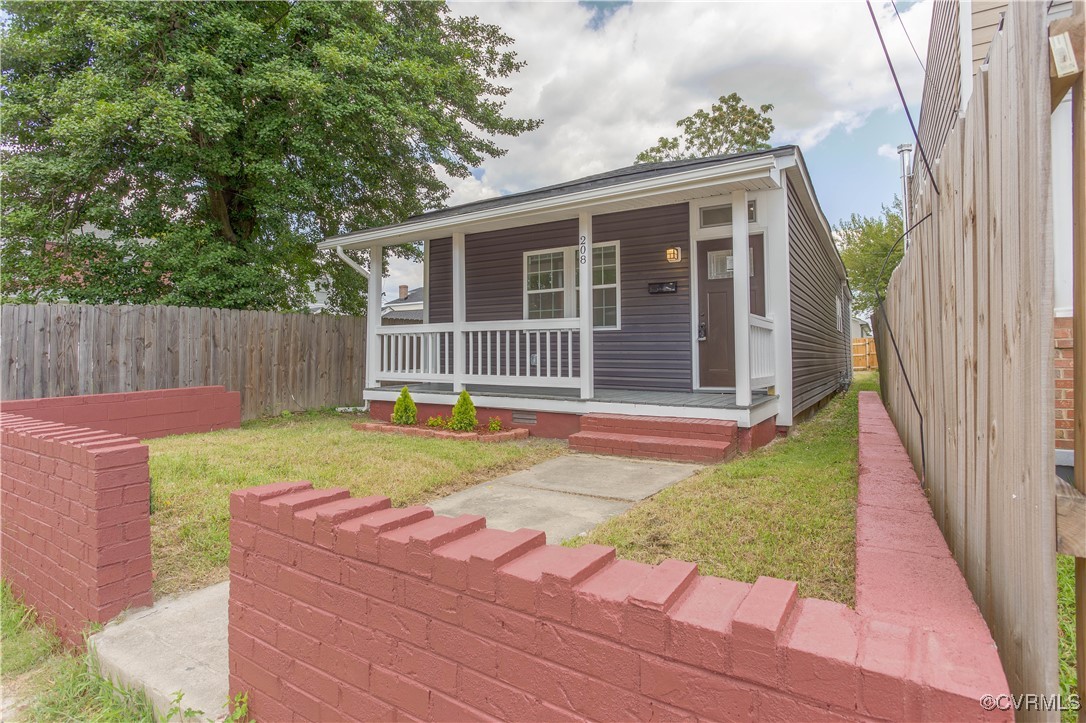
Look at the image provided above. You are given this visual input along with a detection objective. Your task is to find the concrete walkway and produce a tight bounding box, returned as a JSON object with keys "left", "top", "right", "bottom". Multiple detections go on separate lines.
{"left": 430, "top": 453, "right": 701, "bottom": 542}
{"left": 87, "top": 453, "right": 699, "bottom": 719}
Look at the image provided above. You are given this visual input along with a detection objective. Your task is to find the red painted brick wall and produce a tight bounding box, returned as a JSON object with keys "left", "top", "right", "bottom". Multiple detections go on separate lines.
{"left": 1, "top": 386, "right": 241, "bottom": 440}
{"left": 369, "top": 399, "right": 582, "bottom": 439}
{"left": 1, "top": 413, "right": 153, "bottom": 645}
{"left": 1055, "top": 316, "right": 1075, "bottom": 451}
{"left": 228, "top": 394, "right": 1009, "bottom": 723}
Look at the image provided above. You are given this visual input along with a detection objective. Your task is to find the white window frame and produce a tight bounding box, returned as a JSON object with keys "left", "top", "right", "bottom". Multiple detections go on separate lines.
{"left": 690, "top": 196, "right": 765, "bottom": 242}
{"left": 523, "top": 241, "right": 621, "bottom": 330}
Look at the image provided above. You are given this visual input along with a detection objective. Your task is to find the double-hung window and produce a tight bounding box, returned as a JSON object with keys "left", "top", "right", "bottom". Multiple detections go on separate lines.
{"left": 523, "top": 242, "right": 620, "bottom": 329}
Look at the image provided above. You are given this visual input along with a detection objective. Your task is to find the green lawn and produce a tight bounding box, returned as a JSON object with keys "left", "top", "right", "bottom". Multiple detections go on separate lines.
{"left": 1058, "top": 555, "right": 1079, "bottom": 723}
{"left": 146, "top": 411, "right": 563, "bottom": 595}
{"left": 0, "top": 582, "right": 154, "bottom": 722}
{"left": 567, "top": 372, "right": 880, "bottom": 605}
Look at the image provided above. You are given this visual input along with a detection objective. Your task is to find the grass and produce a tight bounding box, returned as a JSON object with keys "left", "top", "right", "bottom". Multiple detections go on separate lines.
{"left": 1057, "top": 556, "right": 1079, "bottom": 722}
{"left": 146, "top": 410, "right": 564, "bottom": 595}
{"left": 567, "top": 372, "right": 881, "bottom": 605}
{"left": 0, "top": 582, "right": 154, "bottom": 722}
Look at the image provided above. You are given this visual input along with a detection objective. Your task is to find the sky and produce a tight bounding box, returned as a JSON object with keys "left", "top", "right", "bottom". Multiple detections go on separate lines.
{"left": 383, "top": 0, "right": 932, "bottom": 299}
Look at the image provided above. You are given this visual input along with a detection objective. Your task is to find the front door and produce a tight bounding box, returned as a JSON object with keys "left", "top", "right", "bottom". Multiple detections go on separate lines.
{"left": 697, "top": 234, "right": 765, "bottom": 387}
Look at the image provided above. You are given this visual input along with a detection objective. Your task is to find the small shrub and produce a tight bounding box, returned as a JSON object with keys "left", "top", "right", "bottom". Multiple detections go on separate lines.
{"left": 487, "top": 416, "right": 503, "bottom": 432}
{"left": 426, "top": 415, "right": 448, "bottom": 429}
{"left": 448, "top": 390, "right": 478, "bottom": 432}
{"left": 391, "top": 386, "right": 417, "bottom": 426}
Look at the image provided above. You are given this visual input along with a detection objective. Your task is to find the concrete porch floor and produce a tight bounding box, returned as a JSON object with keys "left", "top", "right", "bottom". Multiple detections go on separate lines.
{"left": 88, "top": 453, "right": 701, "bottom": 719}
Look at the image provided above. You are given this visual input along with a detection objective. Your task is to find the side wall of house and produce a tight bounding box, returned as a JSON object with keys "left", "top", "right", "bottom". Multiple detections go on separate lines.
{"left": 788, "top": 182, "right": 850, "bottom": 416}
{"left": 425, "top": 206, "right": 694, "bottom": 392}
{"left": 916, "top": 0, "right": 962, "bottom": 175}
{"left": 1055, "top": 317, "right": 1076, "bottom": 456}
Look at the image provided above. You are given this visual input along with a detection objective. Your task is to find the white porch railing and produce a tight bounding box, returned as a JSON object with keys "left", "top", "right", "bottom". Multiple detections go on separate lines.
{"left": 749, "top": 314, "right": 776, "bottom": 389}
{"left": 375, "top": 319, "right": 581, "bottom": 389}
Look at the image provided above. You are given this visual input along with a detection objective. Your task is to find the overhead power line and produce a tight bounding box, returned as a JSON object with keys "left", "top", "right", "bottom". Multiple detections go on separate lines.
{"left": 892, "top": 0, "right": 926, "bottom": 72}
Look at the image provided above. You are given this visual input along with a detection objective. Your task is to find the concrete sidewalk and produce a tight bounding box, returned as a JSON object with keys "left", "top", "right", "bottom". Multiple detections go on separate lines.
{"left": 88, "top": 453, "right": 700, "bottom": 718}
{"left": 429, "top": 453, "right": 701, "bottom": 542}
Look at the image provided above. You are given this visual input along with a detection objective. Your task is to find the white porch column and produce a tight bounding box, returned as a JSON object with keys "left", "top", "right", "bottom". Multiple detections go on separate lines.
{"left": 578, "top": 212, "right": 594, "bottom": 400}
{"left": 732, "top": 189, "right": 752, "bottom": 407}
{"left": 366, "top": 246, "right": 383, "bottom": 390}
{"left": 768, "top": 175, "right": 795, "bottom": 425}
{"left": 452, "top": 232, "right": 466, "bottom": 392}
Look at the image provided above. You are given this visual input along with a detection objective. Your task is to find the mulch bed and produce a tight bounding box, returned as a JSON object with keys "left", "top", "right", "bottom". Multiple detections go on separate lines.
{"left": 352, "top": 421, "right": 529, "bottom": 443}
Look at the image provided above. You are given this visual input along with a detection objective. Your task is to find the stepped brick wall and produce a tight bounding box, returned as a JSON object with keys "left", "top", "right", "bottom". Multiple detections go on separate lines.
{"left": 2, "top": 386, "right": 241, "bottom": 440}
{"left": 228, "top": 391, "right": 1009, "bottom": 721}
{"left": 0, "top": 413, "right": 153, "bottom": 645}
{"left": 1055, "top": 316, "right": 1075, "bottom": 453}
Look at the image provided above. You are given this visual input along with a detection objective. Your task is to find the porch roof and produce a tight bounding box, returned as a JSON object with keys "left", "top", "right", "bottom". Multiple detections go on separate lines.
{"left": 320, "top": 146, "right": 798, "bottom": 250}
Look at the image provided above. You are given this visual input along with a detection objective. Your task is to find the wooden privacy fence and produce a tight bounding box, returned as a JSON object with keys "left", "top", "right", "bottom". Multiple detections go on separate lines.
{"left": 1, "top": 304, "right": 366, "bottom": 420}
{"left": 851, "top": 337, "right": 878, "bottom": 371}
{"left": 875, "top": 2, "right": 1060, "bottom": 706}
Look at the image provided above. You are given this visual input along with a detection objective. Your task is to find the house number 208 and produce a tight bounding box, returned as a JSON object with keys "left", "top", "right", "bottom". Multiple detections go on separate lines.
{"left": 579, "top": 235, "right": 588, "bottom": 264}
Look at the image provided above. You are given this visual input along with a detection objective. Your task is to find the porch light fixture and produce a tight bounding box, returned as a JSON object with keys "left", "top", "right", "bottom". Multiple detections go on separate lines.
{"left": 665, "top": 247, "right": 682, "bottom": 263}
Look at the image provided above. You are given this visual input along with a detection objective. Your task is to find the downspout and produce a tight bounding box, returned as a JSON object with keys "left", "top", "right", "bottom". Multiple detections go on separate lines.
{"left": 335, "top": 244, "right": 370, "bottom": 413}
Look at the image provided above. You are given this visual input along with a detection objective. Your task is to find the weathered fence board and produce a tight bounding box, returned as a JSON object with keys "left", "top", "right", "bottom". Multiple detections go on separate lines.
{"left": 874, "top": 2, "right": 1058, "bottom": 711}
{"left": 0, "top": 303, "right": 366, "bottom": 421}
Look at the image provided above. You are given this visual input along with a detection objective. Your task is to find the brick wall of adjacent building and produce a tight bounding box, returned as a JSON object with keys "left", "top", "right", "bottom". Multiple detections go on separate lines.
{"left": 0, "top": 413, "right": 153, "bottom": 645}
{"left": 1, "top": 386, "right": 241, "bottom": 440}
{"left": 1055, "top": 316, "right": 1075, "bottom": 451}
{"left": 227, "top": 393, "right": 1009, "bottom": 722}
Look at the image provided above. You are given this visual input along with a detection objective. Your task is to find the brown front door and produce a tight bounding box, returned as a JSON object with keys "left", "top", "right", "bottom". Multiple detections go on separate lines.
{"left": 697, "top": 234, "right": 765, "bottom": 387}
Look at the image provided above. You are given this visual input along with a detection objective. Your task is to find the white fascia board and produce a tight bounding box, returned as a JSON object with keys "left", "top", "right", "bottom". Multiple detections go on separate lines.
{"left": 319, "top": 155, "right": 780, "bottom": 251}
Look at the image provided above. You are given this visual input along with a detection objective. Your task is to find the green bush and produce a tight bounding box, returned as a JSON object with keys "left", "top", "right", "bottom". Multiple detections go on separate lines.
{"left": 426, "top": 415, "right": 448, "bottom": 428}
{"left": 487, "top": 416, "right": 503, "bottom": 432}
{"left": 449, "top": 391, "right": 478, "bottom": 432}
{"left": 391, "top": 386, "right": 417, "bottom": 426}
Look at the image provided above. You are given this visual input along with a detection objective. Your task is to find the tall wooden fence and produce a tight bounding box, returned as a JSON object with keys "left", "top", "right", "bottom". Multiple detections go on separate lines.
{"left": 874, "top": 2, "right": 1058, "bottom": 706}
{"left": 1, "top": 304, "right": 366, "bottom": 420}
{"left": 851, "top": 337, "right": 878, "bottom": 371}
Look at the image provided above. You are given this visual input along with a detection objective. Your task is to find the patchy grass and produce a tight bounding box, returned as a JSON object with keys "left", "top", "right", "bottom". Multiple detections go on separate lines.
{"left": 567, "top": 373, "right": 880, "bottom": 605}
{"left": 147, "top": 410, "right": 564, "bottom": 595}
{"left": 1058, "top": 555, "right": 1079, "bottom": 723}
{"left": 0, "top": 582, "right": 154, "bottom": 722}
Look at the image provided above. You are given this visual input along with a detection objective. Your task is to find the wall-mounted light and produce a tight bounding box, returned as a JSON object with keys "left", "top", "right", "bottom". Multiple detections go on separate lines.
{"left": 665, "top": 247, "right": 682, "bottom": 263}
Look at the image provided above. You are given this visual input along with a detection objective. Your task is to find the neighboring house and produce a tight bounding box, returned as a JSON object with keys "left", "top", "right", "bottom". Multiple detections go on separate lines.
{"left": 850, "top": 316, "right": 872, "bottom": 339}
{"left": 322, "top": 145, "right": 850, "bottom": 445}
{"left": 382, "top": 285, "right": 424, "bottom": 324}
{"left": 915, "top": 0, "right": 1076, "bottom": 471}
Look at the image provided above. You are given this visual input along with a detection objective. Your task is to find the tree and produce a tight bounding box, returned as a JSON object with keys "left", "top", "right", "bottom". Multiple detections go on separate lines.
{"left": 1, "top": 2, "right": 540, "bottom": 313}
{"left": 835, "top": 197, "right": 906, "bottom": 317}
{"left": 635, "top": 93, "right": 774, "bottom": 164}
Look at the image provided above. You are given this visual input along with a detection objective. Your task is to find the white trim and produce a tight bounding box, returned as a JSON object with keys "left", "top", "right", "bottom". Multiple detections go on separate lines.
{"left": 521, "top": 240, "right": 621, "bottom": 331}
{"left": 578, "top": 212, "right": 595, "bottom": 400}
{"left": 320, "top": 155, "right": 781, "bottom": 250}
{"left": 452, "top": 232, "right": 466, "bottom": 392}
{"left": 423, "top": 240, "right": 431, "bottom": 324}
{"left": 365, "top": 247, "right": 382, "bottom": 390}
{"left": 732, "top": 189, "right": 752, "bottom": 408}
{"left": 689, "top": 202, "right": 702, "bottom": 390}
{"left": 767, "top": 173, "right": 794, "bottom": 426}
{"left": 363, "top": 387, "right": 778, "bottom": 428}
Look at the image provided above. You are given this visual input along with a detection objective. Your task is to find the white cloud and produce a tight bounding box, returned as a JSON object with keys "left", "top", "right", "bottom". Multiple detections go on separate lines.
{"left": 877, "top": 143, "right": 901, "bottom": 160}
{"left": 443, "top": 0, "right": 933, "bottom": 204}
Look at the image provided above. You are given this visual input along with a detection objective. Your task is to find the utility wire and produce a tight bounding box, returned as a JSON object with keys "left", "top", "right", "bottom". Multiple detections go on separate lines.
{"left": 873, "top": 211, "right": 932, "bottom": 491}
{"left": 892, "top": 0, "right": 926, "bottom": 72}
{"left": 865, "top": 0, "right": 940, "bottom": 196}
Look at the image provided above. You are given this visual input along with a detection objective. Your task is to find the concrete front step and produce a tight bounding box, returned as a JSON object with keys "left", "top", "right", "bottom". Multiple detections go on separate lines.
{"left": 580, "top": 413, "right": 738, "bottom": 442}
{"left": 569, "top": 430, "right": 734, "bottom": 463}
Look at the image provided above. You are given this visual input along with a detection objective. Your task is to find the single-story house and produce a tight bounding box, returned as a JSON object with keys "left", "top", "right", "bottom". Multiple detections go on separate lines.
{"left": 382, "top": 285, "right": 424, "bottom": 324}
{"left": 322, "top": 145, "right": 851, "bottom": 447}
{"left": 851, "top": 316, "right": 872, "bottom": 339}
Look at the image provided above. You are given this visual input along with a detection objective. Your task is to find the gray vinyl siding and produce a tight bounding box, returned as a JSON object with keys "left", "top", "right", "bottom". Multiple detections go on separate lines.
{"left": 424, "top": 207, "right": 693, "bottom": 392}
{"left": 788, "top": 182, "right": 849, "bottom": 415}
{"left": 427, "top": 237, "right": 453, "bottom": 324}
{"left": 916, "top": 0, "right": 961, "bottom": 171}
{"left": 592, "top": 204, "right": 692, "bottom": 391}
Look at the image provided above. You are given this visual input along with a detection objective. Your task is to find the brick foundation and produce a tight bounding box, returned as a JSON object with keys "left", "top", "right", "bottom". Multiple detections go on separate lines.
{"left": 1, "top": 386, "right": 241, "bottom": 440}
{"left": 738, "top": 415, "right": 778, "bottom": 453}
{"left": 1055, "top": 316, "right": 1075, "bottom": 452}
{"left": 228, "top": 392, "right": 1009, "bottom": 721}
{"left": 0, "top": 413, "right": 153, "bottom": 645}
{"left": 369, "top": 400, "right": 582, "bottom": 439}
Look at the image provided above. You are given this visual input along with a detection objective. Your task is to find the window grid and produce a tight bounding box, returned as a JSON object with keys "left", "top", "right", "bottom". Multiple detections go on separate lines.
{"left": 525, "top": 242, "right": 620, "bottom": 329}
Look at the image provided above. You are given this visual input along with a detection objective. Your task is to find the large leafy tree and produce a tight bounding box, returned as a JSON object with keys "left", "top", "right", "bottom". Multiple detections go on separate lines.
{"left": 636, "top": 93, "right": 774, "bottom": 164}
{"left": 1, "top": 2, "right": 539, "bottom": 313}
{"left": 835, "top": 197, "right": 905, "bottom": 317}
